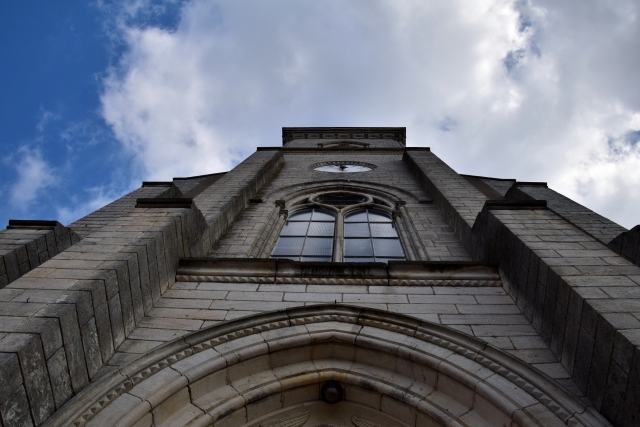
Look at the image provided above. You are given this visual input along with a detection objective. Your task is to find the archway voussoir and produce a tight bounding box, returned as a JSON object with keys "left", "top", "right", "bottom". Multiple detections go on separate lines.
{"left": 58, "top": 305, "right": 609, "bottom": 427}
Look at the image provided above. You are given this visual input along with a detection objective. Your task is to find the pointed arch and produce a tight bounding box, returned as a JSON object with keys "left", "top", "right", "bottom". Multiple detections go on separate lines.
{"left": 252, "top": 182, "right": 428, "bottom": 261}
{"left": 49, "top": 306, "right": 609, "bottom": 427}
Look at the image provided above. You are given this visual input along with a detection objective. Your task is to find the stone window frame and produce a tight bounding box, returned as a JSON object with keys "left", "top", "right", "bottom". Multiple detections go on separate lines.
{"left": 269, "top": 190, "right": 410, "bottom": 262}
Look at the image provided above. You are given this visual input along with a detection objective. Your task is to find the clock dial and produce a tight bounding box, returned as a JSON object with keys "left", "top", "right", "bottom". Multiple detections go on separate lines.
{"left": 314, "top": 164, "right": 372, "bottom": 173}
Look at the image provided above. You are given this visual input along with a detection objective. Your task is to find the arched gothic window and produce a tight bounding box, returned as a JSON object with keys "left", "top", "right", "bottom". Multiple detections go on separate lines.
{"left": 343, "top": 209, "right": 405, "bottom": 262}
{"left": 270, "top": 208, "right": 335, "bottom": 262}
{"left": 271, "top": 192, "right": 406, "bottom": 263}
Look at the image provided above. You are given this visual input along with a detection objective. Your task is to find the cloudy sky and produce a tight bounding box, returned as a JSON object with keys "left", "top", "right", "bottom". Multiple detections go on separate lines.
{"left": 1, "top": 0, "right": 639, "bottom": 230}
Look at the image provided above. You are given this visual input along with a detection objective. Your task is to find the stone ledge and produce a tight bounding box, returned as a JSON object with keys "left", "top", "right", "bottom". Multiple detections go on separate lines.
{"left": 513, "top": 182, "right": 548, "bottom": 187}
{"left": 141, "top": 182, "right": 173, "bottom": 187}
{"left": 484, "top": 200, "right": 548, "bottom": 210}
{"left": 135, "top": 198, "right": 194, "bottom": 209}
{"left": 177, "top": 258, "right": 502, "bottom": 286}
{"left": 7, "top": 220, "right": 61, "bottom": 230}
{"left": 1, "top": 221, "right": 81, "bottom": 290}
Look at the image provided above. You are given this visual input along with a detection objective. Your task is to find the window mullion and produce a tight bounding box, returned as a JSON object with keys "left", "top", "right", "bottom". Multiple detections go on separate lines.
{"left": 334, "top": 212, "right": 344, "bottom": 262}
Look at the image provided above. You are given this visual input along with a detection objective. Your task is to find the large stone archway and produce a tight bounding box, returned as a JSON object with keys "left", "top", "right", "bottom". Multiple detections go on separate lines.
{"left": 45, "top": 305, "right": 609, "bottom": 427}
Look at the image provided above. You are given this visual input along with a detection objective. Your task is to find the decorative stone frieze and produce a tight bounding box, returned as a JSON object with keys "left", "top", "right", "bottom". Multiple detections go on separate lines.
{"left": 176, "top": 259, "right": 502, "bottom": 287}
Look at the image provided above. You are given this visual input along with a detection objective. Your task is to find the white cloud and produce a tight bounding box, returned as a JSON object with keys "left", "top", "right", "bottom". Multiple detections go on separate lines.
{"left": 56, "top": 186, "right": 123, "bottom": 225}
{"left": 100, "top": 0, "right": 640, "bottom": 228}
{"left": 36, "top": 107, "right": 61, "bottom": 133}
{"left": 8, "top": 147, "right": 57, "bottom": 208}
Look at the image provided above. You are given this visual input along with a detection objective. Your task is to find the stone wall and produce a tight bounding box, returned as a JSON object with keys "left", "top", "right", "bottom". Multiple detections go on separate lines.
{"left": 505, "top": 184, "right": 627, "bottom": 246}
{"left": 211, "top": 149, "right": 471, "bottom": 262}
{"left": 0, "top": 149, "right": 282, "bottom": 427}
{"left": 406, "top": 149, "right": 640, "bottom": 427}
{"left": 0, "top": 221, "right": 80, "bottom": 290}
{"left": 608, "top": 226, "right": 640, "bottom": 268}
{"left": 404, "top": 149, "right": 488, "bottom": 250}
{"left": 69, "top": 185, "right": 182, "bottom": 239}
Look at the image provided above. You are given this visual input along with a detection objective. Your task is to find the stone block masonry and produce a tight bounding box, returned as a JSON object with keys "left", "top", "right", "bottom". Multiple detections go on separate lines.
{"left": 211, "top": 149, "right": 471, "bottom": 262}
{"left": 0, "top": 128, "right": 630, "bottom": 427}
{"left": 506, "top": 184, "right": 627, "bottom": 246}
{"left": 404, "top": 149, "right": 488, "bottom": 251}
{"left": 0, "top": 221, "right": 81, "bottom": 290}
{"left": 0, "top": 205, "right": 206, "bottom": 426}
{"left": 0, "top": 149, "right": 283, "bottom": 427}
{"left": 470, "top": 206, "right": 640, "bottom": 426}
{"left": 406, "top": 148, "right": 640, "bottom": 426}
{"left": 608, "top": 225, "right": 640, "bottom": 268}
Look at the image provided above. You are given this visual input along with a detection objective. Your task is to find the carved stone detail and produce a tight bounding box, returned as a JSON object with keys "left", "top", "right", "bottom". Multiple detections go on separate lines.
{"left": 261, "top": 410, "right": 310, "bottom": 427}
{"left": 175, "top": 274, "right": 501, "bottom": 287}
{"left": 352, "top": 416, "right": 397, "bottom": 427}
{"left": 62, "top": 305, "right": 608, "bottom": 427}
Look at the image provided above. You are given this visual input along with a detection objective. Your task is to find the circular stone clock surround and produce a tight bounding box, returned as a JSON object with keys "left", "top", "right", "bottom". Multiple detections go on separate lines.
{"left": 311, "top": 161, "right": 376, "bottom": 173}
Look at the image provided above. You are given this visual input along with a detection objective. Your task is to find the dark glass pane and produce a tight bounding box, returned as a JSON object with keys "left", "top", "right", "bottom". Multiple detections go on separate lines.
{"left": 370, "top": 223, "right": 397, "bottom": 238}
{"left": 368, "top": 210, "right": 392, "bottom": 222}
{"left": 308, "top": 222, "right": 334, "bottom": 237}
{"left": 300, "top": 257, "right": 332, "bottom": 262}
{"left": 272, "top": 256, "right": 300, "bottom": 261}
{"left": 344, "top": 257, "right": 375, "bottom": 263}
{"left": 289, "top": 209, "right": 312, "bottom": 221}
{"left": 302, "top": 237, "right": 333, "bottom": 256}
{"left": 344, "top": 210, "right": 368, "bottom": 222}
{"left": 372, "top": 238, "right": 404, "bottom": 257}
{"left": 316, "top": 193, "right": 367, "bottom": 206}
{"left": 344, "top": 223, "right": 370, "bottom": 237}
{"left": 271, "top": 237, "right": 305, "bottom": 256}
{"left": 344, "top": 238, "right": 373, "bottom": 256}
{"left": 311, "top": 209, "right": 335, "bottom": 221}
{"left": 280, "top": 221, "right": 309, "bottom": 236}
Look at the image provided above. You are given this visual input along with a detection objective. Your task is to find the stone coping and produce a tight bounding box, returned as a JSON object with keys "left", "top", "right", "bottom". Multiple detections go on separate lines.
{"left": 43, "top": 305, "right": 609, "bottom": 427}
{"left": 176, "top": 259, "right": 502, "bottom": 286}
{"left": 140, "top": 182, "right": 174, "bottom": 187}
{"left": 282, "top": 127, "right": 407, "bottom": 145}
{"left": 135, "top": 198, "right": 194, "bottom": 209}
{"left": 484, "top": 200, "right": 548, "bottom": 211}
{"left": 6, "top": 220, "right": 62, "bottom": 230}
{"left": 282, "top": 147, "right": 407, "bottom": 153}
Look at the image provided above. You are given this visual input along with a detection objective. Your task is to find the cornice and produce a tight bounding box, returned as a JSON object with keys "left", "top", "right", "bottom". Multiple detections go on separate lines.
{"left": 282, "top": 127, "right": 406, "bottom": 145}
{"left": 176, "top": 258, "right": 502, "bottom": 286}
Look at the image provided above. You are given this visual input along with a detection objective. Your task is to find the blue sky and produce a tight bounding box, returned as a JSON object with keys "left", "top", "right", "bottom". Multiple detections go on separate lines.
{"left": 2, "top": 0, "right": 640, "bottom": 230}
{"left": 0, "top": 2, "right": 128, "bottom": 226}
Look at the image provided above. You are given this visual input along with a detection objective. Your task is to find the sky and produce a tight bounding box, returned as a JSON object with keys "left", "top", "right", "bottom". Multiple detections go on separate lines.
{"left": 1, "top": 0, "right": 640, "bottom": 230}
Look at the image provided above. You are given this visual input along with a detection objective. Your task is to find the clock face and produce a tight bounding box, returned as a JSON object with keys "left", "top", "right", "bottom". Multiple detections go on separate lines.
{"left": 313, "top": 164, "right": 372, "bottom": 173}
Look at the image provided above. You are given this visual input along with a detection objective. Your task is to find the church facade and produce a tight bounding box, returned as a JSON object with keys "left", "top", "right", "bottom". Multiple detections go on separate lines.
{"left": 1, "top": 127, "right": 639, "bottom": 427}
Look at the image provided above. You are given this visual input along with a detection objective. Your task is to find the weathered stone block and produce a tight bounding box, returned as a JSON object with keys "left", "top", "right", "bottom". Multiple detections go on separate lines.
{"left": 0, "top": 353, "right": 22, "bottom": 404}
{"left": 46, "top": 347, "right": 73, "bottom": 408}
{"left": 35, "top": 304, "right": 89, "bottom": 392}
{"left": 0, "top": 334, "right": 54, "bottom": 425}
{"left": 587, "top": 316, "right": 616, "bottom": 409}
{"left": 108, "top": 293, "right": 125, "bottom": 348}
{"left": 0, "top": 317, "right": 62, "bottom": 359}
{"left": 571, "top": 329, "right": 594, "bottom": 394}
{"left": 72, "top": 280, "right": 114, "bottom": 362}
{"left": 0, "top": 385, "right": 33, "bottom": 427}
{"left": 81, "top": 318, "right": 102, "bottom": 378}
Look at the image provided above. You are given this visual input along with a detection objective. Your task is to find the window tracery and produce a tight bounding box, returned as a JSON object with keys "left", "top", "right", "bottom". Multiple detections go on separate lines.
{"left": 270, "top": 191, "right": 406, "bottom": 263}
